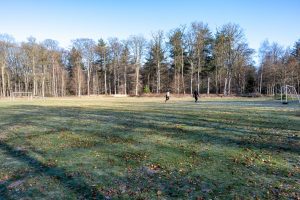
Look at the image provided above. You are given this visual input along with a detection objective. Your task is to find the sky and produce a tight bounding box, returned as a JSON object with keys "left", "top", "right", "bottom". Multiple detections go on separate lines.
{"left": 0, "top": 0, "right": 299, "bottom": 63}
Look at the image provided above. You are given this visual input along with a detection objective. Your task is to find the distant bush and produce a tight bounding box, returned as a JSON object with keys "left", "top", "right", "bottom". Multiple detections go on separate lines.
{"left": 143, "top": 85, "right": 150, "bottom": 94}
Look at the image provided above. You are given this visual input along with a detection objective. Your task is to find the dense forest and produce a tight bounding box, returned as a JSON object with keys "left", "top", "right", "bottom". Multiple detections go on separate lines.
{"left": 0, "top": 22, "right": 299, "bottom": 97}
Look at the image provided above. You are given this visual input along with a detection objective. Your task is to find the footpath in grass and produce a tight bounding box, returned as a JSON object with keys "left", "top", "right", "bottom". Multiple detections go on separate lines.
{"left": 0, "top": 97, "right": 299, "bottom": 199}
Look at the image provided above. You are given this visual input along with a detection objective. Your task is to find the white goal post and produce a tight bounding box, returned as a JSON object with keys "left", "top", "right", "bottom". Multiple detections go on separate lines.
{"left": 11, "top": 92, "right": 33, "bottom": 101}
{"left": 280, "top": 85, "right": 300, "bottom": 104}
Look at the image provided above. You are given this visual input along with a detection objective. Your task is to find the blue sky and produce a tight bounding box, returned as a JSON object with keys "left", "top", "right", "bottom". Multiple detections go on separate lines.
{"left": 0, "top": 0, "right": 299, "bottom": 62}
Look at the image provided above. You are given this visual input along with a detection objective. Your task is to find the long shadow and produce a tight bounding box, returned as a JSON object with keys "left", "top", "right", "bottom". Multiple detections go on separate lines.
{"left": 0, "top": 141, "right": 103, "bottom": 199}
{"left": 0, "top": 103, "right": 299, "bottom": 198}
{"left": 3, "top": 103, "right": 299, "bottom": 131}
{"left": 112, "top": 114, "right": 300, "bottom": 154}
{"left": 5, "top": 105, "right": 300, "bottom": 153}
{"left": 1, "top": 104, "right": 299, "bottom": 154}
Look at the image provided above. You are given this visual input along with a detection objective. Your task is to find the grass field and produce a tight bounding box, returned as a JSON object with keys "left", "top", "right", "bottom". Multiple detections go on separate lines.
{"left": 0, "top": 96, "right": 299, "bottom": 199}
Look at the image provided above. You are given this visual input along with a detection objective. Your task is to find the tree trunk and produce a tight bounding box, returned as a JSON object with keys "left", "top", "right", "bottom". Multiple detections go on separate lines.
{"left": 98, "top": 72, "right": 101, "bottom": 95}
{"left": 219, "top": 73, "right": 222, "bottom": 95}
{"left": 197, "top": 67, "right": 200, "bottom": 92}
{"left": 103, "top": 54, "right": 107, "bottom": 95}
{"left": 190, "top": 62, "right": 193, "bottom": 95}
{"left": 197, "top": 54, "right": 201, "bottom": 93}
{"left": 177, "top": 72, "right": 180, "bottom": 94}
{"left": 42, "top": 65, "right": 45, "bottom": 98}
{"left": 124, "top": 64, "right": 127, "bottom": 95}
{"left": 104, "top": 69, "right": 107, "bottom": 95}
{"left": 228, "top": 75, "right": 232, "bottom": 95}
{"left": 259, "top": 69, "right": 263, "bottom": 94}
{"left": 55, "top": 69, "right": 58, "bottom": 97}
{"left": 227, "top": 69, "right": 232, "bottom": 95}
{"left": 224, "top": 77, "right": 228, "bottom": 96}
{"left": 7, "top": 72, "right": 11, "bottom": 97}
{"left": 114, "top": 63, "right": 117, "bottom": 95}
{"left": 109, "top": 80, "right": 111, "bottom": 95}
{"left": 297, "top": 75, "right": 300, "bottom": 94}
{"left": 224, "top": 68, "right": 231, "bottom": 96}
{"left": 95, "top": 71, "right": 99, "bottom": 95}
{"left": 61, "top": 70, "right": 64, "bottom": 97}
{"left": 77, "top": 65, "right": 81, "bottom": 97}
{"left": 135, "top": 63, "right": 139, "bottom": 96}
{"left": 207, "top": 77, "right": 210, "bottom": 95}
{"left": 25, "top": 73, "right": 29, "bottom": 93}
{"left": 52, "top": 61, "right": 56, "bottom": 96}
{"left": 157, "top": 61, "right": 160, "bottom": 94}
{"left": 116, "top": 76, "right": 119, "bottom": 94}
{"left": 92, "top": 73, "right": 96, "bottom": 95}
{"left": 181, "top": 49, "right": 185, "bottom": 94}
{"left": 87, "top": 63, "right": 90, "bottom": 96}
{"left": 33, "top": 56, "right": 37, "bottom": 96}
{"left": 174, "top": 67, "right": 178, "bottom": 94}
{"left": 215, "top": 67, "right": 218, "bottom": 94}
{"left": 0, "top": 79, "right": 2, "bottom": 96}
{"left": 1, "top": 61, "right": 5, "bottom": 97}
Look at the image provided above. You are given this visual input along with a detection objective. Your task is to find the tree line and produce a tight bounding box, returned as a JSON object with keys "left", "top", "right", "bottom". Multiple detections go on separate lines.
{"left": 0, "top": 22, "right": 299, "bottom": 97}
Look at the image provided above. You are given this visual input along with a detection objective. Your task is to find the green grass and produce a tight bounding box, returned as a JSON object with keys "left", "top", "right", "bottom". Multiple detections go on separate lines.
{"left": 0, "top": 96, "right": 299, "bottom": 199}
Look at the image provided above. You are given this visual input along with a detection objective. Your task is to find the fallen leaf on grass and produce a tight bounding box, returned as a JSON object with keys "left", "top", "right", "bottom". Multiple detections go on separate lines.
{"left": 0, "top": 175, "right": 10, "bottom": 183}
{"left": 142, "top": 166, "right": 160, "bottom": 176}
{"left": 8, "top": 180, "right": 25, "bottom": 189}
{"left": 201, "top": 188, "right": 211, "bottom": 193}
{"left": 150, "top": 164, "right": 161, "bottom": 170}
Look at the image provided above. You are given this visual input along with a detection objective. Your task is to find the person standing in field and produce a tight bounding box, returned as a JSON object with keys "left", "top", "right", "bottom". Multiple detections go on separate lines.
{"left": 165, "top": 90, "right": 170, "bottom": 103}
{"left": 193, "top": 90, "right": 199, "bottom": 103}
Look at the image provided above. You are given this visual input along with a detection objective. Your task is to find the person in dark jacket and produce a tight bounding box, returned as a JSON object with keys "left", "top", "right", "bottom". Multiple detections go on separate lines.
{"left": 165, "top": 90, "right": 170, "bottom": 103}
{"left": 165, "top": 91, "right": 170, "bottom": 103}
{"left": 193, "top": 90, "right": 199, "bottom": 102}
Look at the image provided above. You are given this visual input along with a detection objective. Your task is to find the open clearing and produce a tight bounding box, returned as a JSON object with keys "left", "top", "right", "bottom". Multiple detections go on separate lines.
{"left": 0, "top": 97, "right": 299, "bottom": 199}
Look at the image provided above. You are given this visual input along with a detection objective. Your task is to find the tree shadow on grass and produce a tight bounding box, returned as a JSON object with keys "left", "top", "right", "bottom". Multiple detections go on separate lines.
{"left": 1, "top": 104, "right": 299, "bottom": 154}
{"left": 4, "top": 105, "right": 300, "bottom": 155}
{"left": 0, "top": 103, "right": 299, "bottom": 198}
{"left": 0, "top": 141, "right": 103, "bottom": 199}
